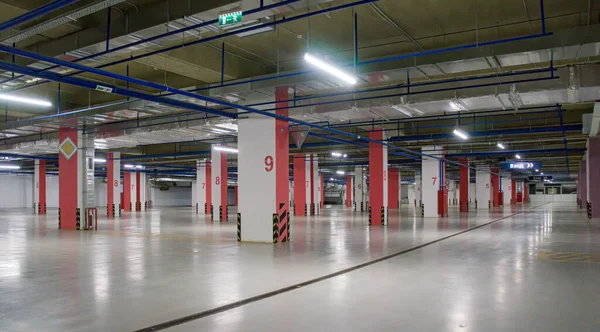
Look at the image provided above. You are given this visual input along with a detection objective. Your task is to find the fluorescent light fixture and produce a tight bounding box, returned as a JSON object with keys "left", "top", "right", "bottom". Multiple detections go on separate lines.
{"left": 123, "top": 164, "right": 134, "bottom": 168}
{"left": 535, "top": 169, "right": 539, "bottom": 172}
{"left": 343, "top": 154, "right": 348, "bottom": 158}
{"left": 515, "top": 154, "right": 521, "bottom": 159}
{"left": 215, "top": 123, "right": 238, "bottom": 131}
{"left": 0, "top": 94, "right": 52, "bottom": 107}
{"left": 453, "top": 129, "right": 469, "bottom": 140}
{"left": 93, "top": 158, "right": 106, "bottom": 163}
{"left": 497, "top": 143, "right": 505, "bottom": 149}
{"left": 331, "top": 152, "right": 343, "bottom": 157}
{"left": 304, "top": 53, "right": 357, "bottom": 85}
{"left": 391, "top": 105, "right": 413, "bottom": 117}
{"left": 213, "top": 146, "right": 239, "bottom": 153}
{"left": 0, "top": 165, "right": 20, "bottom": 170}
{"left": 541, "top": 172, "right": 544, "bottom": 175}
{"left": 235, "top": 26, "right": 274, "bottom": 38}
{"left": 135, "top": 165, "right": 143, "bottom": 169}
{"left": 336, "top": 170, "right": 345, "bottom": 175}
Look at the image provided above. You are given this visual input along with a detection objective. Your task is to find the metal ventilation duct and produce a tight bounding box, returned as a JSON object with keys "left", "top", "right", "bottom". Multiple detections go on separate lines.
{"left": 1, "top": 0, "right": 128, "bottom": 45}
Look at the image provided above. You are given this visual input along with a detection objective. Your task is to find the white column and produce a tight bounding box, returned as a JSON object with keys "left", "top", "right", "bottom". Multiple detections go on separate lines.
{"left": 211, "top": 148, "right": 228, "bottom": 221}
{"left": 238, "top": 113, "right": 289, "bottom": 243}
{"left": 111, "top": 152, "right": 121, "bottom": 212}
{"left": 501, "top": 175, "right": 512, "bottom": 207}
{"left": 476, "top": 169, "right": 492, "bottom": 209}
{"left": 408, "top": 184, "right": 415, "bottom": 207}
{"left": 311, "top": 155, "right": 320, "bottom": 215}
{"left": 421, "top": 146, "right": 442, "bottom": 217}
{"left": 139, "top": 172, "right": 146, "bottom": 210}
{"left": 354, "top": 166, "right": 364, "bottom": 211}
{"left": 415, "top": 174, "right": 422, "bottom": 206}
{"left": 196, "top": 160, "right": 208, "bottom": 214}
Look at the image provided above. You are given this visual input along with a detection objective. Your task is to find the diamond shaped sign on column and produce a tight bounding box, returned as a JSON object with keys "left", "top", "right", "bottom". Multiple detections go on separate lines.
{"left": 58, "top": 137, "right": 77, "bottom": 160}
{"left": 290, "top": 125, "right": 310, "bottom": 148}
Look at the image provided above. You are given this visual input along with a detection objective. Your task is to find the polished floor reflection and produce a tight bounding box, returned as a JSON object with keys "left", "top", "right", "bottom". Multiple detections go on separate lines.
{"left": 0, "top": 203, "right": 598, "bottom": 331}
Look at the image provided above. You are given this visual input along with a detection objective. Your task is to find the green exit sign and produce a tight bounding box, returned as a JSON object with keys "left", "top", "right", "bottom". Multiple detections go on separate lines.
{"left": 219, "top": 11, "right": 242, "bottom": 27}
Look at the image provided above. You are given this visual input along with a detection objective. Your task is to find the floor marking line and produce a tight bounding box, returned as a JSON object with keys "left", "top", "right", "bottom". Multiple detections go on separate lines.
{"left": 133, "top": 204, "right": 546, "bottom": 332}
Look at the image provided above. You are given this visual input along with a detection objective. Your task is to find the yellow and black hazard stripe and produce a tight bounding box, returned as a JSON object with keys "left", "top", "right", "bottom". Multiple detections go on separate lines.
{"left": 58, "top": 208, "right": 61, "bottom": 229}
{"left": 226, "top": 205, "right": 229, "bottom": 221}
{"left": 304, "top": 203, "right": 308, "bottom": 216}
{"left": 368, "top": 206, "right": 372, "bottom": 225}
{"left": 43, "top": 203, "right": 46, "bottom": 215}
{"left": 287, "top": 211, "right": 290, "bottom": 241}
{"left": 76, "top": 208, "right": 81, "bottom": 230}
{"left": 119, "top": 203, "right": 122, "bottom": 216}
{"left": 145, "top": 201, "right": 148, "bottom": 211}
{"left": 272, "top": 213, "right": 279, "bottom": 243}
{"left": 421, "top": 204, "right": 424, "bottom": 217}
{"left": 204, "top": 202, "right": 208, "bottom": 214}
{"left": 210, "top": 203, "right": 214, "bottom": 220}
{"left": 488, "top": 200, "right": 492, "bottom": 209}
{"left": 37, "top": 203, "right": 40, "bottom": 214}
{"left": 196, "top": 203, "right": 198, "bottom": 214}
{"left": 219, "top": 205, "right": 223, "bottom": 221}
{"left": 360, "top": 201, "right": 364, "bottom": 212}
{"left": 587, "top": 201, "right": 592, "bottom": 219}
{"left": 237, "top": 213, "right": 241, "bottom": 242}
{"left": 380, "top": 206, "right": 385, "bottom": 226}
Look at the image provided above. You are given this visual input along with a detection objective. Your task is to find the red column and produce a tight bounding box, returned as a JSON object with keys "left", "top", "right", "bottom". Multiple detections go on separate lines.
{"left": 123, "top": 172, "right": 131, "bottom": 211}
{"left": 491, "top": 168, "right": 500, "bottom": 207}
{"left": 58, "top": 128, "right": 79, "bottom": 230}
{"left": 234, "top": 186, "right": 238, "bottom": 206}
{"left": 136, "top": 172, "right": 141, "bottom": 211}
{"left": 459, "top": 158, "right": 469, "bottom": 212}
{"left": 310, "top": 154, "right": 315, "bottom": 214}
{"left": 369, "top": 130, "right": 387, "bottom": 225}
{"left": 293, "top": 155, "right": 306, "bottom": 216}
{"left": 107, "top": 153, "right": 115, "bottom": 217}
{"left": 388, "top": 168, "right": 399, "bottom": 209}
{"left": 35, "top": 160, "right": 47, "bottom": 214}
{"left": 588, "top": 137, "right": 600, "bottom": 218}
{"left": 511, "top": 179, "right": 517, "bottom": 205}
{"left": 346, "top": 175, "right": 352, "bottom": 207}
{"left": 220, "top": 151, "right": 228, "bottom": 221}
{"left": 524, "top": 183, "right": 529, "bottom": 203}
{"left": 206, "top": 163, "right": 212, "bottom": 214}
{"left": 320, "top": 173, "right": 324, "bottom": 209}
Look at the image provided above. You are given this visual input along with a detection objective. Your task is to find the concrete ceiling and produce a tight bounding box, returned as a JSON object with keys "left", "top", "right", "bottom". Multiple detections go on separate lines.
{"left": 0, "top": 0, "right": 597, "bottom": 180}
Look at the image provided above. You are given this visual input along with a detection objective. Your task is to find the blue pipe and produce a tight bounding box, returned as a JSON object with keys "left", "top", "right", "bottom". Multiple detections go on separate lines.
{"left": 221, "top": 42, "right": 225, "bottom": 85}
{"left": 248, "top": 67, "right": 556, "bottom": 111}
{"left": 0, "top": 61, "right": 236, "bottom": 119}
{"left": 0, "top": 0, "right": 79, "bottom": 32}
{"left": 0, "top": 60, "right": 520, "bottom": 176}
{"left": 445, "top": 148, "right": 586, "bottom": 157}
{"left": 389, "top": 125, "right": 582, "bottom": 142}
{"left": 105, "top": 6, "right": 111, "bottom": 51}
{"left": 9, "top": 68, "right": 556, "bottom": 130}
{"left": 0, "top": 0, "right": 302, "bottom": 87}
{"left": 0, "top": 153, "right": 57, "bottom": 160}
{"left": 358, "top": 33, "right": 552, "bottom": 66}
{"left": 240, "top": 75, "right": 559, "bottom": 115}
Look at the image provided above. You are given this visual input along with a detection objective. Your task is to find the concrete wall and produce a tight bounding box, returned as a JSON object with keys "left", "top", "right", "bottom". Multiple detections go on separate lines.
{"left": 0, "top": 175, "right": 107, "bottom": 209}
{"left": 153, "top": 186, "right": 192, "bottom": 207}
{"left": 530, "top": 194, "right": 577, "bottom": 204}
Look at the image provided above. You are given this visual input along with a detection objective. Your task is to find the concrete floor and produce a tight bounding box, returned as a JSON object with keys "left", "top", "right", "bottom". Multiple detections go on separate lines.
{"left": 0, "top": 203, "right": 598, "bottom": 331}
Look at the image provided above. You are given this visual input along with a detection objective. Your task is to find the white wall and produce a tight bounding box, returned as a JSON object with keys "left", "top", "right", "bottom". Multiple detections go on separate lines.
{"left": 530, "top": 194, "right": 577, "bottom": 204}
{"left": 0, "top": 175, "right": 33, "bottom": 208}
{"left": 152, "top": 186, "right": 192, "bottom": 206}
